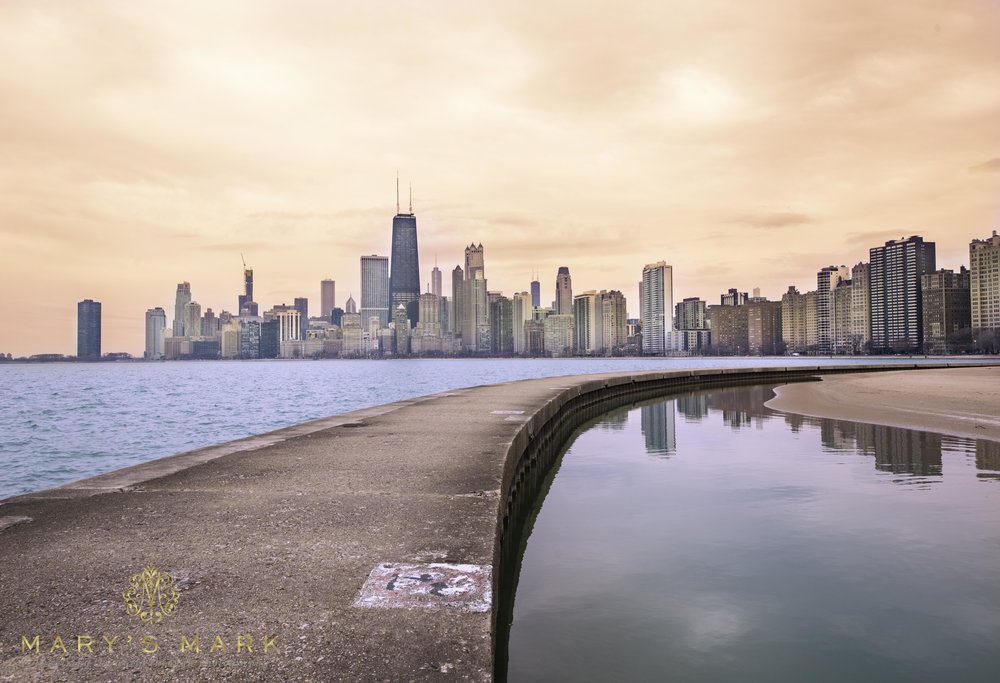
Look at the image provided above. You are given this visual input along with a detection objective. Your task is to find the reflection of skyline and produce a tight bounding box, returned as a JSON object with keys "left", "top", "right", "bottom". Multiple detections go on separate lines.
{"left": 976, "top": 440, "right": 1000, "bottom": 480}
{"left": 641, "top": 401, "right": 677, "bottom": 458}
{"left": 640, "top": 385, "right": 999, "bottom": 483}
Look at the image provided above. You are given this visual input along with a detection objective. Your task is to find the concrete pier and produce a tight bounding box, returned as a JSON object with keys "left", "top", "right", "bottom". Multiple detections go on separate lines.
{"left": 0, "top": 363, "right": 990, "bottom": 682}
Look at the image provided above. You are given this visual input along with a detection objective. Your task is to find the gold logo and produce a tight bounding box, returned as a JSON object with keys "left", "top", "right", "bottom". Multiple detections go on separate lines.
{"left": 123, "top": 565, "right": 180, "bottom": 624}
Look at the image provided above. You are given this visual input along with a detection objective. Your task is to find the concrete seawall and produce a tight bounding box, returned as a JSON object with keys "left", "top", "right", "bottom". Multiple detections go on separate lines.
{"left": 0, "top": 363, "right": 990, "bottom": 682}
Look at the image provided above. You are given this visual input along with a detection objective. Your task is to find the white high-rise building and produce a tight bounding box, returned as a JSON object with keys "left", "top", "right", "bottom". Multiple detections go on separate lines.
{"left": 641, "top": 262, "right": 673, "bottom": 354}
{"left": 512, "top": 291, "right": 532, "bottom": 354}
{"left": 431, "top": 266, "right": 442, "bottom": 298}
{"left": 360, "top": 255, "right": 390, "bottom": 328}
{"left": 183, "top": 301, "right": 202, "bottom": 340}
{"left": 971, "top": 230, "right": 1000, "bottom": 330}
{"left": 172, "top": 282, "right": 191, "bottom": 336}
{"left": 573, "top": 290, "right": 603, "bottom": 354}
{"left": 144, "top": 308, "right": 167, "bottom": 359}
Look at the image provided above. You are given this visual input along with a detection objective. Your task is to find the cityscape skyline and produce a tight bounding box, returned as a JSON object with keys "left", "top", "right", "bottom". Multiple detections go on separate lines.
{"left": 1, "top": 1, "right": 999, "bottom": 355}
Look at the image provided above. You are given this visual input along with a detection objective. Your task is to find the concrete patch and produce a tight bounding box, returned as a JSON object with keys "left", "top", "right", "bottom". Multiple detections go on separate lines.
{"left": 355, "top": 563, "right": 491, "bottom": 612}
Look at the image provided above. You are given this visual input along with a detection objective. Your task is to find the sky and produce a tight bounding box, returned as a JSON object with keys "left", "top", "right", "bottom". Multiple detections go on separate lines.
{"left": 1, "top": 0, "right": 999, "bottom": 356}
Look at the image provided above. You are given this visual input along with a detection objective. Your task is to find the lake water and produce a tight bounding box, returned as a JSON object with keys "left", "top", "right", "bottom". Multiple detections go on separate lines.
{"left": 504, "top": 385, "right": 1000, "bottom": 682}
{"left": 0, "top": 357, "right": 991, "bottom": 500}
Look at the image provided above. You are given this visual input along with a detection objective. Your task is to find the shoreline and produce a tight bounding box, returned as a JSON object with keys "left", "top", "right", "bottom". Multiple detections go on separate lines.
{"left": 765, "top": 366, "right": 1000, "bottom": 443}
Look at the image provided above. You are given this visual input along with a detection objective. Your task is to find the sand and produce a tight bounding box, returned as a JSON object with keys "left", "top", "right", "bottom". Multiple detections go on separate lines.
{"left": 765, "top": 366, "right": 1000, "bottom": 442}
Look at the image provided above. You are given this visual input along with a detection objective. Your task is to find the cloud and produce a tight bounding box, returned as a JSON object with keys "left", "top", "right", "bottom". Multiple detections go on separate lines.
{"left": 730, "top": 212, "right": 814, "bottom": 229}
{"left": 971, "top": 158, "right": 1000, "bottom": 173}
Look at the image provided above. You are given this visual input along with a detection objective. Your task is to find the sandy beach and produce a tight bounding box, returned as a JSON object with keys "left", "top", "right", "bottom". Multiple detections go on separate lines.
{"left": 766, "top": 366, "right": 1000, "bottom": 442}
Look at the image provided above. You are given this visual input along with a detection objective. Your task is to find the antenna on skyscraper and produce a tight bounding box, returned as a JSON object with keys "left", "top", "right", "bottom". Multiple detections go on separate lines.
{"left": 409, "top": 183, "right": 412, "bottom": 213}
{"left": 396, "top": 172, "right": 400, "bottom": 214}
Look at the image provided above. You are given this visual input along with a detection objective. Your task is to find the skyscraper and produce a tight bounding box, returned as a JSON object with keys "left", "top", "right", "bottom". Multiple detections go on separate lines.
{"left": 816, "top": 265, "right": 850, "bottom": 353}
{"left": 320, "top": 279, "right": 336, "bottom": 320}
{"left": 641, "top": 262, "right": 673, "bottom": 354}
{"left": 238, "top": 263, "right": 254, "bottom": 314}
{"left": 361, "top": 255, "right": 390, "bottom": 328}
{"left": 144, "top": 307, "right": 166, "bottom": 359}
{"left": 512, "top": 291, "right": 532, "bottom": 354}
{"left": 184, "top": 301, "right": 202, "bottom": 340}
{"left": 574, "top": 291, "right": 603, "bottom": 354}
{"left": 555, "top": 267, "right": 573, "bottom": 315}
{"left": 294, "top": 297, "right": 309, "bottom": 341}
{"left": 173, "top": 282, "right": 191, "bottom": 336}
{"left": 601, "top": 290, "right": 628, "bottom": 352}
{"left": 77, "top": 299, "right": 101, "bottom": 360}
{"left": 922, "top": 268, "right": 971, "bottom": 354}
{"left": 389, "top": 183, "right": 420, "bottom": 325}
{"left": 465, "top": 244, "right": 484, "bottom": 280}
{"left": 431, "top": 265, "right": 442, "bottom": 298}
{"left": 451, "top": 265, "right": 464, "bottom": 343}
{"left": 869, "top": 236, "right": 936, "bottom": 353}
{"left": 530, "top": 277, "right": 541, "bottom": 309}
{"left": 970, "top": 230, "right": 1000, "bottom": 330}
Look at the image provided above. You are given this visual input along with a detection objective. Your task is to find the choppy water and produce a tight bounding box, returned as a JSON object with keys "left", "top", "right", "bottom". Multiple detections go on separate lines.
{"left": 0, "top": 357, "right": 990, "bottom": 500}
{"left": 505, "top": 385, "right": 1000, "bottom": 682}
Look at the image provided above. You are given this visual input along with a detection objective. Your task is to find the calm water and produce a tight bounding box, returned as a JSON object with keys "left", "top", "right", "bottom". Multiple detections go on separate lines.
{"left": 0, "top": 357, "right": 991, "bottom": 499}
{"left": 506, "top": 385, "right": 1000, "bottom": 682}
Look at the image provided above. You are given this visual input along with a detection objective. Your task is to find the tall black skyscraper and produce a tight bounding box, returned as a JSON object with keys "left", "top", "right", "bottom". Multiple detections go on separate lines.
{"left": 869, "top": 235, "right": 936, "bottom": 353}
{"left": 389, "top": 179, "right": 421, "bottom": 325}
{"left": 77, "top": 299, "right": 102, "bottom": 360}
{"left": 530, "top": 276, "right": 541, "bottom": 309}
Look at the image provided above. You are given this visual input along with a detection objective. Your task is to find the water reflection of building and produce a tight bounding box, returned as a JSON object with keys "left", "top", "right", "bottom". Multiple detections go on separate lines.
{"left": 676, "top": 393, "right": 710, "bottom": 421}
{"left": 598, "top": 412, "right": 628, "bottom": 431}
{"left": 641, "top": 401, "right": 676, "bottom": 457}
{"left": 820, "top": 417, "right": 943, "bottom": 478}
{"left": 708, "top": 385, "right": 773, "bottom": 430}
{"left": 976, "top": 440, "right": 1000, "bottom": 480}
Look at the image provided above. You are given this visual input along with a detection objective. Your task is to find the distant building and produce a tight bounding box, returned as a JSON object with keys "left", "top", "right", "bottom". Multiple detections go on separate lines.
{"left": 747, "top": 300, "right": 782, "bottom": 355}
{"left": 201, "top": 308, "right": 217, "bottom": 338}
{"left": 490, "top": 295, "right": 514, "bottom": 355}
{"left": 412, "top": 293, "right": 443, "bottom": 354}
{"left": 850, "top": 262, "right": 871, "bottom": 353}
{"left": 431, "top": 266, "right": 442, "bottom": 298}
{"left": 259, "top": 320, "right": 279, "bottom": 358}
{"left": 543, "top": 314, "right": 574, "bottom": 357}
{"left": 530, "top": 279, "right": 541, "bottom": 309}
{"left": 574, "top": 291, "right": 603, "bottom": 354}
{"left": 361, "top": 255, "right": 390, "bottom": 328}
{"left": 320, "top": 279, "right": 336, "bottom": 320}
{"left": 183, "top": 301, "right": 202, "bottom": 340}
{"left": 555, "top": 266, "right": 573, "bottom": 315}
{"left": 238, "top": 266, "right": 254, "bottom": 314}
{"left": 239, "top": 318, "right": 262, "bottom": 358}
{"left": 173, "top": 282, "right": 191, "bottom": 336}
{"left": 816, "top": 265, "right": 850, "bottom": 353}
{"left": 720, "top": 288, "right": 748, "bottom": 307}
{"left": 390, "top": 190, "right": 421, "bottom": 323}
{"left": 869, "top": 236, "right": 936, "bottom": 352}
{"left": 393, "top": 304, "right": 410, "bottom": 355}
{"left": 970, "top": 230, "right": 1000, "bottom": 330}
{"left": 922, "top": 268, "right": 971, "bottom": 354}
{"left": 77, "top": 299, "right": 101, "bottom": 360}
{"left": 451, "top": 266, "right": 465, "bottom": 345}
{"left": 144, "top": 307, "right": 166, "bottom": 359}
{"left": 708, "top": 304, "right": 748, "bottom": 355}
{"left": 601, "top": 290, "right": 628, "bottom": 352}
{"left": 276, "top": 309, "right": 301, "bottom": 343}
{"left": 781, "top": 287, "right": 818, "bottom": 353}
{"left": 345, "top": 295, "right": 357, "bottom": 315}
{"left": 524, "top": 321, "right": 545, "bottom": 356}
{"left": 641, "top": 262, "right": 673, "bottom": 354}
{"left": 512, "top": 292, "right": 532, "bottom": 354}
{"left": 341, "top": 313, "right": 364, "bottom": 356}
{"left": 465, "top": 244, "right": 485, "bottom": 280}
{"left": 294, "top": 297, "right": 309, "bottom": 341}
{"left": 675, "top": 298, "right": 708, "bottom": 330}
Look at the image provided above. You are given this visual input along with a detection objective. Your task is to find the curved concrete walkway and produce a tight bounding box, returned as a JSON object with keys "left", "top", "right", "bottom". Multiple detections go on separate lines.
{"left": 0, "top": 363, "right": 990, "bottom": 682}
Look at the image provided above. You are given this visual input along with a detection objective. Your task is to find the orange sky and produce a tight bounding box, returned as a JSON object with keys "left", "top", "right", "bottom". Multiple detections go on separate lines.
{"left": 1, "top": 0, "right": 999, "bottom": 356}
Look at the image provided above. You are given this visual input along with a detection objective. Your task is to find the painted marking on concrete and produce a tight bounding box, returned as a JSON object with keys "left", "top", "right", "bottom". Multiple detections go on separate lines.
{"left": 491, "top": 410, "right": 525, "bottom": 415}
{"left": 504, "top": 416, "right": 532, "bottom": 422}
{"left": 355, "top": 563, "right": 491, "bottom": 612}
{"left": 0, "top": 516, "right": 33, "bottom": 532}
